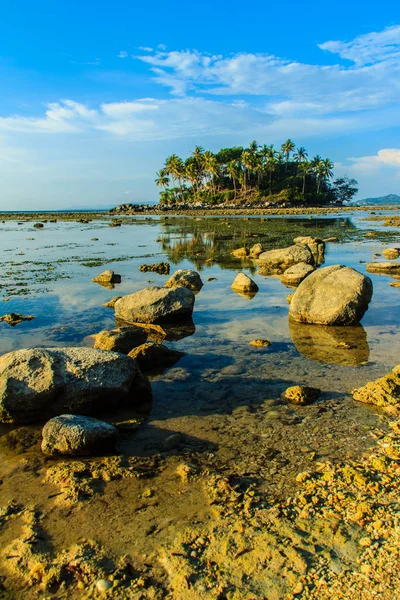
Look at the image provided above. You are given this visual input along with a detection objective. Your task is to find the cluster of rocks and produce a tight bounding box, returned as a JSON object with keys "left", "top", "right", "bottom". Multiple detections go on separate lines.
{"left": 0, "top": 313, "right": 35, "bottom": 326}
{"left": 139, "top": 262, "right": 170, "bottom": 275}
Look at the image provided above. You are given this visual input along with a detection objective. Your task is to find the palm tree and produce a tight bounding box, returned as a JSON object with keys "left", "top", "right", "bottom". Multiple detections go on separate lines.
{"left": 192, "top": 146, "right": 205, "bottom": 189}
{"left": 293, "top": 147, "right": 308, "bottom": 164}
{"left": 241, "top": 150, "right": 253, "bottom": 195}
{"left": 317, "top": 158, "right": 334, "bottom": 194}
{"left": 185, "top": 158, "right": 199, "bottom": 192}
{"left": 227, "top": 160, "right": 240, "bottom": 199}
{"left": 249, "top": 140, "right": 259, "bottom": 155}
{"left": 311, "top": 155, "right": 324, "bottom": 194}
{"left": 204, "top": 153, "right": 220, "bottom": 195}
{"left": 155, "top": 169, "right": 169, "bottom": 190}
{"left": 281, "top": 139, "right": 296, "bottom": 172}
{"left": 165, "top": 154, "right": 185, "bottom": 198}
{"left": 298, "top": 161, "right": 311, "bottom": 195}
{"left": 265, "top": 145, "right": 277, "bottom": 195}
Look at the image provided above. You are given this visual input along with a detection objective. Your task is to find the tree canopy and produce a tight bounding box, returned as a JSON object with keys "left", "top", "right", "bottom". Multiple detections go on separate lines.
{"left": 156, "top": 140, "right": 358, "bottom": 207}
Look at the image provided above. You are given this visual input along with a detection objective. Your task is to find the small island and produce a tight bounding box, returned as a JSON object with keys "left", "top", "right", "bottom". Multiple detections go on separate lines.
{"left": 155, "top": 139, "right": 358, "bottom": 208}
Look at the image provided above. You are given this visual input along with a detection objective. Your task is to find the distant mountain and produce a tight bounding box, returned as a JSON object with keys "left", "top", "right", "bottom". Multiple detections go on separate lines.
{"left": 354, "top": 193, "right": 400, "bottom": 206}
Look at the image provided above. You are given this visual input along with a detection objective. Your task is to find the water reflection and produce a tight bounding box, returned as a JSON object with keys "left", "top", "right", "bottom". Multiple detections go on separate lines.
{"left": 115, "top": 317, "right": 196, "bottom": 342}
{"left": 289, "top": 319, "right": 370, "bottom": 366}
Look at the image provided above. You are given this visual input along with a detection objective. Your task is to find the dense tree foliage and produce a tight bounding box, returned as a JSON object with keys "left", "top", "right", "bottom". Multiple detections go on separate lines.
{"left": 155, "top": 140, "right": 358, "bottom": 207}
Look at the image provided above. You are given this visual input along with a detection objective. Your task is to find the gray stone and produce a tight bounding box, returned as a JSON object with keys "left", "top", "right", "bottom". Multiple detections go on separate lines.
{"left": 289, "top": 265, "right": 373, "bottom": 325}
{"left": 165, "top": 269, "right": 203, "bottom": 291}
{"left": 280, "top": 263, "right": 315, "bottom": 287}
{"left": 93, "top": 326, "right": 147, "bottom": 354}
{"left": 114, "top": 286, "right": 195, "bottom": 324}
{"left": 0, "top": 347, "right": 152, "bottom": 423}
{"left": 293, "top": 236, "right": 325, "bottom": 264}
{"left": 41, "top": 414, "right": 118, "bottom": 456}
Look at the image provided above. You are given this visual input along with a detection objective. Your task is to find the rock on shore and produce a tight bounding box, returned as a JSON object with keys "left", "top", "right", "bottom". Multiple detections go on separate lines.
{"left": 165, "top": 269, "right": 203, "bottom": 291}
{"left": 92, "top": 270, "right": 121, "bottom": 284}
{"left": 128, "top": 342, "right": 184, "bottom": 371}
{"left": 366, "top": 262, "right": 400, "bottom": 274}
{"left": 352, "top": 365, "right": 400, "bottom": 407}
{"left": 41, "top": 414, "right": 118, "bottom": 456}
{"left": 0, "top": 347, "right": 152, "bottom": 423}
{"left": 114, "top": 286, "right": 195, "bottom": 324}
{"left": 289, "top": 265, "right": 373, "bottom": 325}
{"left": 280, "top": 263, "right": 314, "bottom": 287}
{"left": 293, "top": 236, "right": 325, "bottom": 264}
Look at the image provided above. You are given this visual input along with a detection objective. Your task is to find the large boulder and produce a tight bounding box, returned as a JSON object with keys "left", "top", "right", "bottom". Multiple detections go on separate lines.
{"left": 0, "top": 347, "right": 152, "bottom": 424}
{"left": 280, "top": 263, "right": 315, "bottom": 287}
{"left": 293, "top": 236, "right": 325, "bottom": 264}
{"left": 289, "top": 265, "right": 373, "bottom": 325}
{"left": 165, "top": 269, "right": 203, "bottom": 291}
{"left": 352, "top": 366, "right": 400, "bottom": 407}
{"left": 93, "top": 326, "right": 147, "bottom": 354}
{"left": 257, "top": 244, "right": 314, "bottom": 275}
{"left": 231, "top": 273, "right": 259, "bottom": 294}
{"left": 41, "top": 414, "right": 118, "bottom": 456}
{"left": 114, "top": 286, "right": 195, "bottom": 324}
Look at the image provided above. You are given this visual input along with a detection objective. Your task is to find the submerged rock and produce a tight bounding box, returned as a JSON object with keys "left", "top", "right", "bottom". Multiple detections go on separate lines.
{"left": 114, "top": 286, "right": 195, "bottom": 324}
{"left": 366, "top": 262, "right": 400, "bottom": 274}
{"left": 257, "top": 244, "right": 314, "bottom": 275}
{"left": 352, "top": 365, "right": 400, "bottom": 407}
{"left": 41, "top": 414, "right": 118, "bottom": 456}
{"left": 280, "top": 263, "right": 315, "bottom": 287}
{"left": 0, "top": 313, "right": 35, "bottom": 326}
{"left": 128, "top": 342, "right": 184, "bottom": 372}
{"left": 232, "top": 247, "right": 249, "bottom": 258}
{"left": 289, "top": 265, "right": 373, "bottom": 325}
{"left": 283, "top": 386, "right": 321, "bottom": 405}
{"left": 92, "top": 270, "right": 121, "bottom": 285}
{"left": 289, "top": 320, "right": 370, "bottom": 366}
{"left": 382, "top": 248, "right": 400, "bottom": 260}
{"left": 0, "top": 347, "right": 152, "bottom": 423}
{"left": 139, "top": 262, "right": 170, "bottom": 275}
{"left": 165, "top": 269, "right": 203, "bottom": 291}
{"left": 93, "top": 326, "right": 147, "bottom": 354}
{"left": 231, "top": 273, "right": 259, "bottom": 294}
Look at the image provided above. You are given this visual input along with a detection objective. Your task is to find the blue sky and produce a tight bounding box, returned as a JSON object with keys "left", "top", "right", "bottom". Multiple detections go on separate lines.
{"left": 1, "top": 0, "right": 400, "bottom": 209}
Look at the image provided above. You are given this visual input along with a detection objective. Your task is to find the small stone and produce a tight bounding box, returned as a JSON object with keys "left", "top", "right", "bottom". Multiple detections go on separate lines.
{"left": 161, "top": 433, "right": 182, "bottom": 451}
{"left": 283, "top": 386, "right": 321, "bottom": 406}
{"left": 249, "top": 339, "right": 271, "bottom": 347}
{"left": 96, "top": 579, "right": 113, "bottom": 592}
{"left": 293, "top": 582, "right": 304, "bottom": 595}
{"left": 359, "top": 537, "right": 372, "bottom": 547}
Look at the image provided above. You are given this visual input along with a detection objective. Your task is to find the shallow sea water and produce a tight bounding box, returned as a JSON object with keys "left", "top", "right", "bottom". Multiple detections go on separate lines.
{"left": 1, "top": 212, "right": 400, "bottom": 594}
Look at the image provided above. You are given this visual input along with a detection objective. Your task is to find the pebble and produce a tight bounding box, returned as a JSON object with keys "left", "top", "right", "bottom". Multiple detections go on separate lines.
{"left": 96, "top": 579, "right": 113, "bottom": 592}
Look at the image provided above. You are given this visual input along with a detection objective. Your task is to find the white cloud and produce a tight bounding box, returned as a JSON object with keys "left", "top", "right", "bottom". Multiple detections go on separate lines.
{"left": 118, "top": 51, "right": 128, "bottom": 58}
{"left": 319, "top": 25, "right": 400, "bottom": 66}
{"left": 0, "top": 100, "right": 98, "bottom": 133}
{"left": 349, "top": 148, "right": 400, "bottom": 172}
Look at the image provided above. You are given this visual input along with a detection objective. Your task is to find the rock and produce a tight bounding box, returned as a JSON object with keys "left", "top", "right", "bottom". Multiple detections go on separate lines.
{"left": 128, "top": 343, "right": 184, "bottom": 371}
{"left": 96, "top": 579, "right": 113, "bottom": 592}
{"left": 249, "top": 339, "right": 271, "bottom": 347}
{"left": 103, "top": 296, "right": 122, "bottom": 309}
{"left": 231, "top": 273, "right": 259, "bottom": 294}
{"left": 257, "top": 244, "right": 314, "bottom": 275}
{"left": 352, "top": 365, "right": 400, "bottom": 407}
{"left": 161, "top": 433, "right": 183, "bottom": 451}
{"left": 33, "top": 223, "right": 44, "bottom": 228}
{"left": 165, "top": 269, "right": 203, "bottom": 291}
{"left": 0, "top": 313, "right": 35, "bottom": 326}
{"left": 41, "top": 414, "right": 118, "bottom": 456}
{"left": 382, "top": 248, "right": 400, "bottom": 259}
{"left": 249, "top": 243, "right": 264, "bottom": 258}
{"left": 139, "top": 262, "right": 170, "bottom": 275}
{"left": 390, "top": 282, "right": 400, "bottom": 288}
{"left": 286, "top": 293, "right": 294, "bottom": 304}
{"left": 289, "top": 320, "right": 370, "bottom": 366}
{"left": 93, "top": 326, "right": 147, "bottom": 354}
{"left": 207, "top": 277, "right": 217, "bottom": 281}
{"left": 0, "top": 347, "right": 152, "bottom": 423}
{"left": 114, "top": 286, "right": 195, "bottom": 324}
{"left": 289, "top": 265, "right": 373, "bottom": 325}
{"left": 280, "top": 263, "right": 315, "bottom": 287}
{"left": 366, "top": 262, "right": 400, "bottom": 274}
{"left": 283, "top": 386, "right": 321, "bottom": 406}
{"left": 92, "top": 270, "right": 121, "bottom": 284}
{"left": 324, "top": 237, "right": 338, "bottom": 242}
{"left": 232, "top": 247, "right": 249, "bottom": 258}
{"left": 293, "top": 236, "right": 325, "bottom": 264}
